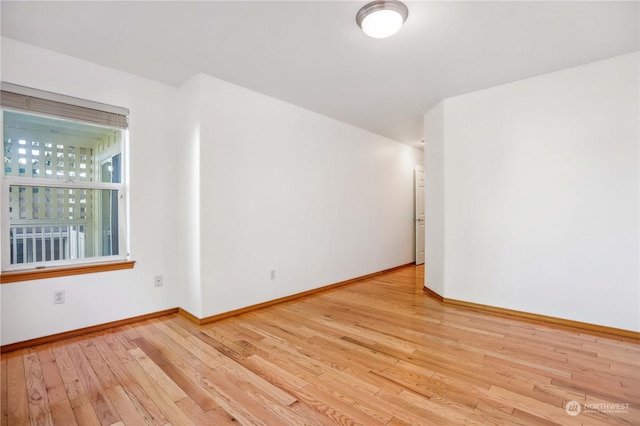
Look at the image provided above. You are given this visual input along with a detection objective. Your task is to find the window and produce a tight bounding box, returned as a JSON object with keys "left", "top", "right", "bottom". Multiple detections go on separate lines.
{"left": 1, "top": 83, "right": 129, "bottom": 273}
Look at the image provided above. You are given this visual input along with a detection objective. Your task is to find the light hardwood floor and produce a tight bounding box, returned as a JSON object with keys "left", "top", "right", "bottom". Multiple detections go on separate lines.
{"left": 2, "top": 265, "right": 639, "bottom": 425}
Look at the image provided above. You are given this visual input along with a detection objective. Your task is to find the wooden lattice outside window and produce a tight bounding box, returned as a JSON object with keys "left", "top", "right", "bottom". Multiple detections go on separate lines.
{"left": 5, "top": 138, "right": 94, "bottom": 221}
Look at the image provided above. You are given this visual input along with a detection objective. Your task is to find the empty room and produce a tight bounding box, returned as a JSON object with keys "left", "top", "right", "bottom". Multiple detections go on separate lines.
{"left": 0, "top": 1, "right": 638, "bottom": 425}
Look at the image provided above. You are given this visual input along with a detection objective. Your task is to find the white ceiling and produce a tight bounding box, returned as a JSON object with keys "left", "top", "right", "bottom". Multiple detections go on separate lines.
{"left": 1, "top": 1, "right": 638, "bottom": 148}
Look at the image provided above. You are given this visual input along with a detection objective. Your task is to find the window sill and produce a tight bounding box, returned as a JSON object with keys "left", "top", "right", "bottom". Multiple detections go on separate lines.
{"left": 0, "top": 260, "right": 136, "bottom": 284}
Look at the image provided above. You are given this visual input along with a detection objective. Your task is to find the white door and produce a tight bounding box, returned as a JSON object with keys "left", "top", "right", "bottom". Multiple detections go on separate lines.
{"left": 415, "top": 166, "right": 425, "bottom": 265}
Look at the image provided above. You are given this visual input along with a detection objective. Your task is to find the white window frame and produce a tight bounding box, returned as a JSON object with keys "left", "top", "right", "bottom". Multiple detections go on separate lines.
{"left": 1, "top": 83, "right": 129, "bottom": 272}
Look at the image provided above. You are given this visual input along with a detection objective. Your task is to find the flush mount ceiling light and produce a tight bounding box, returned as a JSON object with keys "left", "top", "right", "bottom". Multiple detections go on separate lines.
{"left": 356, "top": 0, "right": 409, "bottom": 39}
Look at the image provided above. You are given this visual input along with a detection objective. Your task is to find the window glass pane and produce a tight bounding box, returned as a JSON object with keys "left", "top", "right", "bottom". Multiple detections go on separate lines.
{"left": 7, "top": 185, "right": 119, "bottom": 265}
{"left": 8, "top": 185, "right": 91, "bottom": 221}
{"left": 3, "top": 111, "right": 121, "bottom": 181}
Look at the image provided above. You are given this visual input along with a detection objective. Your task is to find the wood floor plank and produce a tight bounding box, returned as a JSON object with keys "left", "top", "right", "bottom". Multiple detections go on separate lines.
{"left": 244, "top": 354, "right": 309, "bottom": 390}
{"left": 77, "top": 338, "right": 119, "bottom": 390}
{"left": 215, "top": 367, "right": 306, "bottom": 425}
{"left": 133, "top": 335, "right": 220, "bottom": 412}
{"left": 196, "top": 375, "right": 271, "bottom": 426}
{"left": 1, "top": 354, "right": 7, "bottom": 426}
{"left": 397, "top": 388, "right": 495, "bottom": 426}
{"left": 175, "top": 396, "right": 236, "bottom": 425}
{"left": 66, "top": 340, "right": 120, "bottom": 425}
{"left": 2, "top": 265, "right": 638, "bottom": 425}
{"left": 293, "top": 383, "right": 386, "bottom": 425}
{"left": 50, "top": 342, "right": 90, "bottom": 408}
{"left": 376, "top": 389, "right": 453, "bottom": 425}
{"left": 148, "top": 319, "right": 224, "bottom": 370}
{"left": 37, "top": 345, "right": 69, "bottom": 406}
{"left": 23, "top": 347, "right": 54, "bottom": 425}
{"left": 315, "top": 371, "right": 396, "bottom": 423}
{"left": 6, "top": 351, "right": 29, "bottom": 425}
{"left": 190, "top": 331, "right": 299, "bottom": 407}
{"left": 123, "top": 358, "right": 193, "bottom": 425}
{"left": 510, "top": 407, "right": 560, "bottom": 426}
{"left": 72, "top": 402, "right": 102, "bottom": 426}
{"left": 133, "top": 326, "right": 180, "bottom": 364}
{"left": 168, "top": 357, "right": 236, "bottom": 421}
{"left": 104, "top": 385, "right": 149, "bottom": 426}
{"left": 90, "top": 334, "right": 170, "bottom": 426}
{"left": 307, "top": 333, "right": 399, "bottom": 376}
{"left": 101, "top": 331, "right": 134, "bottom": 364}
{"left": 152, "top": 325, "right": 206, "bottom": 368}
{"left": 49, "top": 399, "right": 78, "bottom": 426}
{"left": 128, "top": 347, "right": 187, "bottom": 402}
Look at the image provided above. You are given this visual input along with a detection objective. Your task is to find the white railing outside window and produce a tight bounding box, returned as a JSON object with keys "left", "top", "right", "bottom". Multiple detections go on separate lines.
{"left": 9, "top": 221, "right": 89, "bottom": 264}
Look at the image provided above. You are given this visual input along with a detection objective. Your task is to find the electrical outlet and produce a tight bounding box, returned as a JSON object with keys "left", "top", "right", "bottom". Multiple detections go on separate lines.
{"left": 270, "top": 270, "right": 276, "bottom": 280}
{"left": 53, "top": 290, "right": 65, "bottom": 304}
{"left": 154, "top": 275, "right": 163, "bottom": 287}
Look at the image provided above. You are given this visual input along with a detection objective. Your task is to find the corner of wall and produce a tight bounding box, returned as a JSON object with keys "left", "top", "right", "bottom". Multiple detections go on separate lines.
{"left": 175, "top": 77, "right": 204, "bottom": 318}
{"left": 423, "top": 101, "right": 446, "bottom": 297}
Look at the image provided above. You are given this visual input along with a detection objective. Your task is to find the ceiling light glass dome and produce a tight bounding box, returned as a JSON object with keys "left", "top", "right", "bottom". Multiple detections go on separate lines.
{"left": 356, "top": 0, "right": 409, "bottom": 39}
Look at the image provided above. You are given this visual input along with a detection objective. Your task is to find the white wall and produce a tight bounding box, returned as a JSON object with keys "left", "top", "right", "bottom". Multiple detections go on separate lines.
{"left": 0, "top": 38, "right": 423, "bottom": 345}
{"left": 185, "top": 73, "right": 423, "bottom": 317}
{"left": 424, "top": 52, "right": 639, "bottom": 331}
{"left": 1, "top": 38, "right": 182, "bottom": 344}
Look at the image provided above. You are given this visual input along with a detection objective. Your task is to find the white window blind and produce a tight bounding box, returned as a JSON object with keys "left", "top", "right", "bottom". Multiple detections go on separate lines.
{"left": 1, "top": 82, "right": 128, "bottom": 129}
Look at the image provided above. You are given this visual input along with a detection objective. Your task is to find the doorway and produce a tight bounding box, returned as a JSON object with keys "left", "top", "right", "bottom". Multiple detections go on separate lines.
{"left": 414, "top": 165, "right": 425, "bottom": 265}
